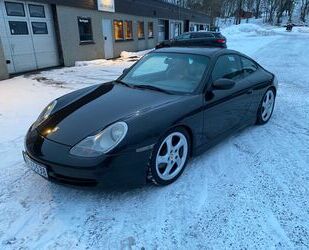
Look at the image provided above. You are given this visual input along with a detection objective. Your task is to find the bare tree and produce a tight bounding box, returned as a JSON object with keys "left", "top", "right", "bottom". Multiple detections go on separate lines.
{"left": 176, "top": 0, "right": 302, "bottom": 26}
{"left": 274, "top": 0, "right": 295, "bottom": 25}
{"left": 255, "top": 0, "right": 262, "bottom": 18}
{"left": 300, "top": 0, "right": 309, "bottom": 22}
{"left": 236, "top": 0, "right": 244, "bottom": 24}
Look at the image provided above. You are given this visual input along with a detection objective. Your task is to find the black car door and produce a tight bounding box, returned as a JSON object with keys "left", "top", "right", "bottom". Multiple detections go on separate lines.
{"left": 239, "top": 56, "right": 264, "bottom": 118}
{"left": 203, "top": 54, "right": 254, "bottom": 141}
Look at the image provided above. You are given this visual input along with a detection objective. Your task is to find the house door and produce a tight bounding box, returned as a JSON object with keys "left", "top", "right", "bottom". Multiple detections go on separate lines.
{"left": 170, "top": 21, "right": 182, "bottom": 39}
{"left": 158, "top": 19, "right": 165, "bottom": 42}
{"left": 0, "top": 0, "right": 59, "bottom": 74}
{"left": 102, "top": 19, "right": 113, "bottom": 59}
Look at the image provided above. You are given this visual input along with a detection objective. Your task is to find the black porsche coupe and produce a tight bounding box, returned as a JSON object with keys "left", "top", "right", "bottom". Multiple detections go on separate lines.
{"left": 23, "top": 47, "right": 278, "bottom": 187}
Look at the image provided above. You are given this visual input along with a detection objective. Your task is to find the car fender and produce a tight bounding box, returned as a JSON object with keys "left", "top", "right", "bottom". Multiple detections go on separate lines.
{"left": 114, "top": 94, "right": 204, "bottom": 155}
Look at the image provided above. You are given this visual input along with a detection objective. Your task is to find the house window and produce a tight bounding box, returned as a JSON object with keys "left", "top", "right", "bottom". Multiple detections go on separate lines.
{"left": 9, "top": 21, "right": 29, "bottom": 35}
{"left": 5, "top": 1, "right": 25, "bottom": 17}
{"left": 124, "top": 21, "right": 133, "bottom": 40}
{"left": 148, "top": 22, "right": 154, "bottom": 38}
{"left": 114, "top": 20, "right": 124, "bottom": 40}
{"left": 138, "top": 21, "right": 144, "bottom": 39}
{"left": 29, "top": 4, "right": 45, "bottom": 18}
{"left": 78, "top": 17, "right": 93, "bottom": 43}
{"left": 32, "top": 22, "right": 48, "bottom": 34}
{"left": 114, "top": 20, "right": 133, "bottom": 41}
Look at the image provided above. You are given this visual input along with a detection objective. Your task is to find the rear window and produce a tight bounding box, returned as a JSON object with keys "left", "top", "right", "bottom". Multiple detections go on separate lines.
{"left": 213, "top": 33, "right": 223, "bottom": 38}
{"left": 191, "top": 33, "right": 214, "bottom": 39}
{"left": 175, "top": 33, "right": 191, "bottom": 40}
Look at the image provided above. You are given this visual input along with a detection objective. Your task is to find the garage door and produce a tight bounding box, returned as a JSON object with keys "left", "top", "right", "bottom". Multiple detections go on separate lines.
{"left": 0, "top": 0, "right": 59, "bottom": 74}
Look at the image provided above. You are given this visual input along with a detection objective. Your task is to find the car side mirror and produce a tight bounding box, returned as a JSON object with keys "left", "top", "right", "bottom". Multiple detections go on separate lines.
{"left": 122, "top": 68, "right": 130, "bottom": 75}
{"left": 213, "top": 78, "right": 236, "bottom": 90}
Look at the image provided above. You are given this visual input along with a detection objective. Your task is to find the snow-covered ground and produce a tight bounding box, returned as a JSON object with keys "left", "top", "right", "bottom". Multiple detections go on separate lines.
{"left": 0, "top": 24, "right": 309, "bottom": 249}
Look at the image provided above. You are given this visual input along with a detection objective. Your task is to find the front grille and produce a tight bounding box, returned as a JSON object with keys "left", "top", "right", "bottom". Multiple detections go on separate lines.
{"left": 49, "top": 172, "right": 98, "bottom": 186}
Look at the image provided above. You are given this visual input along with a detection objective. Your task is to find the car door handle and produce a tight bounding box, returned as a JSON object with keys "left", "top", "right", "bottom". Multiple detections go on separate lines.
{"left": 247, "top": 89, "right": 253, "bottom": 94}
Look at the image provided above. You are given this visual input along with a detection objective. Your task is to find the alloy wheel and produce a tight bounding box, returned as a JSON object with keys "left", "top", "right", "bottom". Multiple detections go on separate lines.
{"left": 261, "top": 90, "right": 275, "bottom": 122}
{"left": 155, "top": 132, "right": 189, "bottom": 181}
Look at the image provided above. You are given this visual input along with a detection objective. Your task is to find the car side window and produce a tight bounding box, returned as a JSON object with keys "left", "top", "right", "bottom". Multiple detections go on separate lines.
{"left": 175, "top": 33, "right": 190, "bottom": 40}
{"left": 241, "top": 56, "right": 258, "bottom": 77}
{"left": 212, "top": 54, "right": 242, "bottom": 82}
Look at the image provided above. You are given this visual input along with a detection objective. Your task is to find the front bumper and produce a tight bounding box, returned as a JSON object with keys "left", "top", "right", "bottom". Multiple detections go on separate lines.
{"left": 24, "top": 129, "right": 152, "bottom": 187}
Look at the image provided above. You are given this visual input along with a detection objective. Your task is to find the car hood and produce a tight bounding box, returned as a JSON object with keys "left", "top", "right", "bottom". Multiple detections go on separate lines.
{"left": 37, "top": 82, "right": 181, "bottom": 146}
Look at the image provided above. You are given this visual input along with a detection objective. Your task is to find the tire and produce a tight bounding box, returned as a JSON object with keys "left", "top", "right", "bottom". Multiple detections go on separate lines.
{"left": 256, "top": 88, "right": 276, "bottom": 125}
{"left": 148, "top": 127, "right": 191, "bottom": 186}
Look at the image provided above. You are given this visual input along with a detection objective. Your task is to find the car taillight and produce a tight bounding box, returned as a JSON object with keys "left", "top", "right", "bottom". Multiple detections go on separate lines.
{"left": 216, "top": 39, "right": 226, "bottom": 43}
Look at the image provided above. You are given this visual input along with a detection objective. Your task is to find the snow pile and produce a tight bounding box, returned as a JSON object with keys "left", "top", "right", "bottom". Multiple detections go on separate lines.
{"left": 75, "top": 59, "right": 110, "bottom": 67}
{"left": 217, "top": 17, "right": 265, "bottom": 29}
{"left": 297, "top": 27, "right": 309, "bottom": 33}
{"left": 120, "top": 49, "right": 153, "bottom": 59}
{"left": 222, "top": 23, "right": 275, "bottom": 37}
{"left": 74, "top": 49, "right": 153, "bottom": 67}
{"left": 38, "top": 50, "right": 156, "bottom": 86}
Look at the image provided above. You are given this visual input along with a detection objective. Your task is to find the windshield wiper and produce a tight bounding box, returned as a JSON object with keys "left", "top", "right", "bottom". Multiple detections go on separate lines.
{"left": 134, "top": 84, "right": 173, "bottom": 94}
{"left": 115, "top": 80, "right": 133, "bottom": 88}
{"left": 116, "top": 80, "right": 173, "bottom": 94}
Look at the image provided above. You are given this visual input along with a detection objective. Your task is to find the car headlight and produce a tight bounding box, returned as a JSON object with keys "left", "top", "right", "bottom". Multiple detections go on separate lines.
{"left": 70, "top": 122, "right": 128, "bottom": 157}
{"left": 34, "top": 100, "right": 57, "bottom": 126}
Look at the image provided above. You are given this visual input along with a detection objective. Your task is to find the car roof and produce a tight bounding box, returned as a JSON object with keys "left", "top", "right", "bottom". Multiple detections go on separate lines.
{"left": 153, "top": 47, "right": 238, "bottom": 58}
{"left": 183, "top": 31, "right": 220, "bottom": 34}
{"left": 180, "top": 32, "right": 214, "bottom": 37}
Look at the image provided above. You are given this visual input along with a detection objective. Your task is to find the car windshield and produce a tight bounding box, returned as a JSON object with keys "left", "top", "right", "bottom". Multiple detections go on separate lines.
{"left": 121, "top": 52, "right": 210, "bottom": 94}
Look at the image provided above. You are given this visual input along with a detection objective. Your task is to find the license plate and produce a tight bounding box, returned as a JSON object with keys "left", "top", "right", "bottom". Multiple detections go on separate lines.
{"left": 23, "top": 152, "right": 48, "bottom": 178}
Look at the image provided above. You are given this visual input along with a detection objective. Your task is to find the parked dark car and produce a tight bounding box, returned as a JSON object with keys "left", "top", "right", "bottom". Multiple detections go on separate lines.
{"left": 285, "top": 23, "right": 294, "bottom": 32}
{"left": 156, "top": 32, "right": 227, "bottom": 49}
{"left": 23, "top": 47, "right": 277, "bottom": 187}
